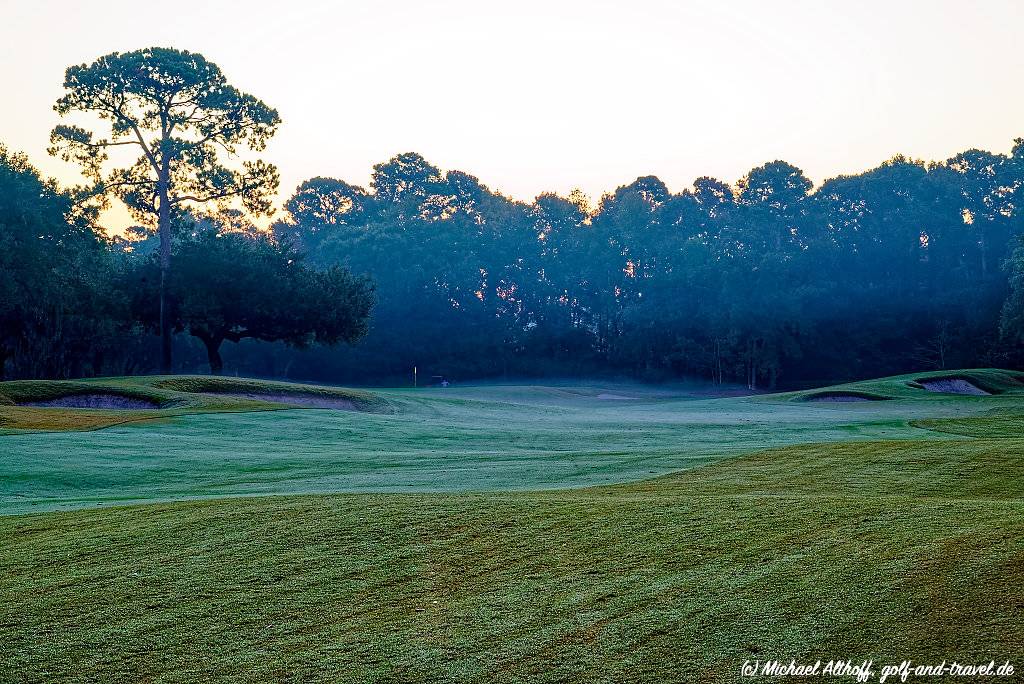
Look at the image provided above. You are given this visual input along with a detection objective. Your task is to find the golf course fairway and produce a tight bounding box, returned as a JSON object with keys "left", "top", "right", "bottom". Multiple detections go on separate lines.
{"left": 1, "top": 369, "right": 1022, "bottom": 681}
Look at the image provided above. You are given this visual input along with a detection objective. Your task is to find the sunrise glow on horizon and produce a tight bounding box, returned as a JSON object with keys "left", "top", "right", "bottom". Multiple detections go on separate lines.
{"left": 3, "top": 0, "right": 1024, "bottom": 232}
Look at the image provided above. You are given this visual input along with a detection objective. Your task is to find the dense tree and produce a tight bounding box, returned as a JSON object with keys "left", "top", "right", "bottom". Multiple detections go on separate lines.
{"left": 270, "top": 144, "right": 1024, "bottom": 387}
{"left": 0, "top": 146, "right": 114, "bottom": 379}
{"left": 7, "top": 127, "right": 1024, "bottom": 384}
{"left": 1001, "top": 237, "right": 1024, "bottom": 348}
{"left": 49, "top": 47, "right": 281, "bottom": 373}
{"left": 128, "top": 214, "right": 373, "bottom": 374}
{"left": 273, "top": 177, "right": 368, "bottom": 255}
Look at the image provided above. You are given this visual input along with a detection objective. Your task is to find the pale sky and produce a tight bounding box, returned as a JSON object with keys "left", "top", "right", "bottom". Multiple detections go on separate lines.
{"left": 2, "top": 0, "right": 1023, "bottom": 232}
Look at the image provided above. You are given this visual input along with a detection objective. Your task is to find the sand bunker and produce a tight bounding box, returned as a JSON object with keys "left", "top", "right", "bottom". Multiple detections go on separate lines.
{"left": 22, "top": 394, "right": 158, "bottom": 410}
{"left": 917, "top": 378, "right": 990, "bottom": 396}
{"left": 804, "top": 392, "right": 877, "bottom": 403}
{"left": 219, "top": 392, "right": 356, "bottom": 410}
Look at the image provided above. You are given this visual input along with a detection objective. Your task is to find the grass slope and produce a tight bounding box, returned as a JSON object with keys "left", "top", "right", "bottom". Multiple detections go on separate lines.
{"left": 1, "top": 436, "right": 1022, "bottom": 682}
{"left": 785, "top": 368, "right": 1024, "bottom": 401}
{"left": 0, "top": 375, "right": 387, "bottom": 433}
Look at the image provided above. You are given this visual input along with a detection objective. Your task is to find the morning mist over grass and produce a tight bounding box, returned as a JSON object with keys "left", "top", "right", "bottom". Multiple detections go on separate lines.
{"left": 1, "top": 2, "right": 1023, "bottom": 682}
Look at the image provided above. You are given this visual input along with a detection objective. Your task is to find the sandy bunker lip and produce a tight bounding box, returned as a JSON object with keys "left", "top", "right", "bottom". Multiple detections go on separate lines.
{"left": 21, "top": 393, "right": 159, "bottom": 410}
{"left": 596, "top": 393, "right": 637, "bottom": 400}
{"left": 214, "top": 392, "right": 357, "bottom": 410}
{"left": 916, "top": 378, "right": 991, "bottom": 396}
{"left": 803, "top": 391, "right": 883, "bottom": 403}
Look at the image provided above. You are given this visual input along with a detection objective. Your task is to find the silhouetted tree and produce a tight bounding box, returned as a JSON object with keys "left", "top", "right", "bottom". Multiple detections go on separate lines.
{"left": 273, "top": 177, "right": 369, "bottom": 256}
{"left": 49, "top": 47, "right": 280, "bottom": 373}
{"left": 0, "top": 146, "right": 114, "bottom": 379}
{"left": 1001, "top": 237, "right": 1024, "bottom": 349}
{"left": 129, "top": 215, "right": 373, "bottom": 374}
{"left": 9, "top": 130, "right": 1024, "bottom": 385}
{"left": 275, "top": 144, "right": 1024, "bottom": 386}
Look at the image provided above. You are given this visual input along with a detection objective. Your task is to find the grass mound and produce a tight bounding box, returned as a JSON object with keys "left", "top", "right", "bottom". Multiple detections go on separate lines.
{"left": 0, "top": 379, "right": 169, "bottom": 407}
{"left": 784, "top": 368, "right": 1023, "bottom": 402}
{"left": 216, "top": 392, "right": 357, "bottom": 410}
{"left": 152, "top": 376, "right": 388, "bottom": 412}
{"left": 913, "top": 410, "right": 1024, "bottom": 438}
{"left": 0, "top": 376, "right": 388, "bottom": 433}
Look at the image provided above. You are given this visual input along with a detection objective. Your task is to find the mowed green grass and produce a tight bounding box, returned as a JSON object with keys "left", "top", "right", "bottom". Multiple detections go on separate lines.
{"left": 3, "top": 369, "right": 1023, "bottom": 514}
{"left": 1, "top": 369, "right": 1023, "bottom": 682}
{"left": 1, "top": 439, "right": 1022, "bottom": 682}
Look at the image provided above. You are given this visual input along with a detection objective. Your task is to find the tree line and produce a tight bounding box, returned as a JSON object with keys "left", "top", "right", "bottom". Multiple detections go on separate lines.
{"left": 2, "top": 46, "right": 1024, "bottom": 387}
{"left": 267, "top": 147, "right": 1024, "bottom": 388}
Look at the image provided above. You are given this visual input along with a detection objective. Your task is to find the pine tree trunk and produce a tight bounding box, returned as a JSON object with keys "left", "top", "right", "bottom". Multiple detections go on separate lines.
{"left": 158, "top": 167, "right": 173, "bottom": 374}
